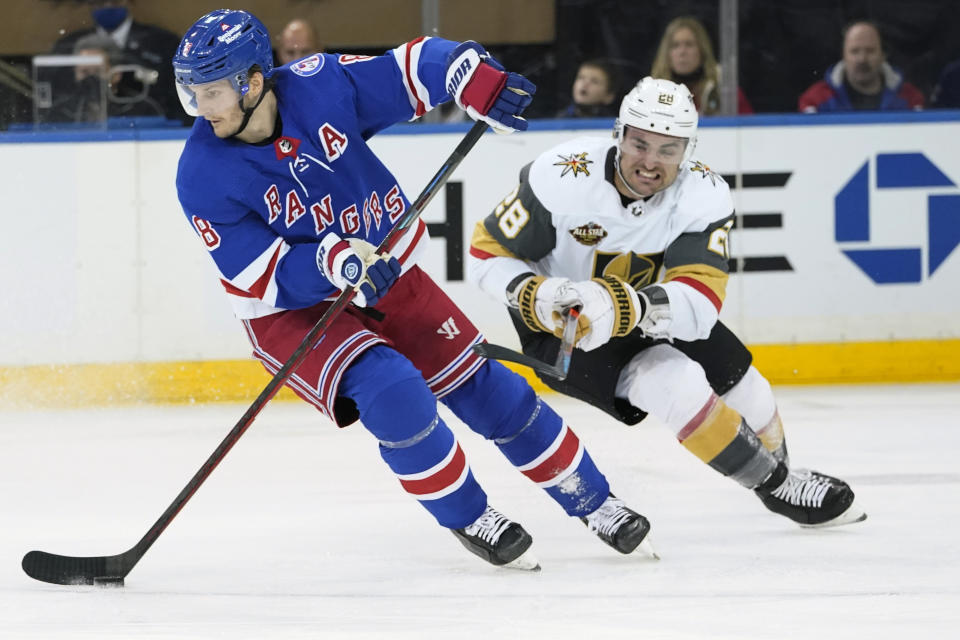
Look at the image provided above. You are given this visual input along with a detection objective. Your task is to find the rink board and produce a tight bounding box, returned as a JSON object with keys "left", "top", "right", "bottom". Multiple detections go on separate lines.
{"left": 1, "top": 113, "right": 959, "bottom": 406}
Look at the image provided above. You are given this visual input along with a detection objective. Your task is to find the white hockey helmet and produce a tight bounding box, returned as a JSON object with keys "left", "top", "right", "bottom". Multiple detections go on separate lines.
{"left": 614, "top": 76, "right": 699, "bottom": 165}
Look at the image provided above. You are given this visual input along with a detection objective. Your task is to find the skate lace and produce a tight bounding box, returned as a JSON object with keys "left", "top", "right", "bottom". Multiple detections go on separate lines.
{"left": 463, "top": 506, "right": 512, "bottom": 545}
{"left": 771, "top": 470, "right": 830, "bottom": 508}
{"left": 585, "top": 497, "right": 632, "bottom": 538}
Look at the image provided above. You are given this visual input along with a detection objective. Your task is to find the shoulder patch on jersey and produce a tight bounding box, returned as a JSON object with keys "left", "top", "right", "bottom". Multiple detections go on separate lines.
{"left": 553, "top": 151, "right": 593, "bottom": 178}
{"left": 688, "top": 160, "right": 720, "bottom": 186}
{"left": 568, "top": 221, "right": 608, "bottom": 246}
{"left": 290, "top": 54, "right": 325, "bottom": 77}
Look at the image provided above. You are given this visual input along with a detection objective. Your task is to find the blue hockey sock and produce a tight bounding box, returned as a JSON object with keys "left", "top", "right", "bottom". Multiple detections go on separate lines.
{"left": 443, "top": 361, "right": 609, "bottom": 516}
{"left": 341, "top": 346, "right": 486, "bottom": 529}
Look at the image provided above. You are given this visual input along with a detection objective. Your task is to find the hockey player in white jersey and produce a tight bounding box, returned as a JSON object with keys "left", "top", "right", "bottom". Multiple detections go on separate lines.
{"left": 468, "top": 77, "right": 866, "bottom": 529}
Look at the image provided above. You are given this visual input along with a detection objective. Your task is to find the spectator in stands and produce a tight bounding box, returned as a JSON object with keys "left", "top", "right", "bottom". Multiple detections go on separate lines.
{"left": 277, "top": 19, "right": 323, "bottom": 65}
{"left": 650, "top": 16, "right": 753, "bottom": 115}
{"left": 556, "top": 59, "right": 619, "bottom": 118}
{"left": 68, "top": 33, "right": 120, "bottom": 122}
{"left": 931, "top": 58, "right": 960, "bottom": 108}
{"left": 53, "top": 0, "right": 188, "bottom": 124}
{"left": 72, "top": 32, "right": 166, "bottom": 120}
{"left": 798, "top": 21, "right": 924, "bottom": 113}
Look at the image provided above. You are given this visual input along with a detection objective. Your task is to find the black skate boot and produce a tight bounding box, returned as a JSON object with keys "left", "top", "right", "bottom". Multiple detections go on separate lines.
{"left": 452, "top": 505, "right": 539, "bottom": 570}
{"left": 755, "top": 463, "right": 867, "bottom": 528}
{"left": 581, "top": 494, "right": 657, "bottom": 557}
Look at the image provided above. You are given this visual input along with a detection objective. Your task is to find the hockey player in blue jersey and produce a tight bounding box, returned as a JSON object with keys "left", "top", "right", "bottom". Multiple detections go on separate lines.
{"left": 173, "top": 9, "right": 652, "bottom": 570}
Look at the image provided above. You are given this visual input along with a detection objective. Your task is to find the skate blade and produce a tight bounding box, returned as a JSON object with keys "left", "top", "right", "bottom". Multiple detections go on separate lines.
{"left": 637, "top": 536, "right": 661, "bottom": 560}
{"left": 502, "top": 548, "right": 541, "bottom": 571}
{"left": 800, "top": 500, "right": 868, "bottom": 529}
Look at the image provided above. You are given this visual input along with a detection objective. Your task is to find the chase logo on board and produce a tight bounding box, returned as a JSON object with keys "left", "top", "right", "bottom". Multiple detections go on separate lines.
{"left": 291, "top": 54, "right": 325, "bottom": 77}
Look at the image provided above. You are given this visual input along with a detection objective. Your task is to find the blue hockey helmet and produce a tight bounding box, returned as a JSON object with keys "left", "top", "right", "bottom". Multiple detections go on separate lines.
{"left": 173, "top": 9, "right": 274, "bottom": 117}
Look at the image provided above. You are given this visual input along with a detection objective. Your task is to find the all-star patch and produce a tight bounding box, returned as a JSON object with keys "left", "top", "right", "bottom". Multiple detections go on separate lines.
{"left": 689, "top": 160, "right": 719, "bottom": 185}
{"left": 554, "top": 151, "right": 593, "bottom": 177}
{"left": 569, "top": 222, "right": 608, "bottom": 246}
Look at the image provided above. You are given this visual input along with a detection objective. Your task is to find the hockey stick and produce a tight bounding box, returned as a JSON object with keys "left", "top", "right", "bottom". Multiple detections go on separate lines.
{"left": 22, "top": 121, "right": 490, "bottom": 587}
{"left": 472, "top": 306, "right": 580, "bottom": 381}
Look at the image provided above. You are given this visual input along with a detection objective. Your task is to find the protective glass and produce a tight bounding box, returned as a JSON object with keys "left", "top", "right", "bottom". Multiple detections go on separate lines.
{"left": 175, "top": 78, "right": 239, "bottom": 118}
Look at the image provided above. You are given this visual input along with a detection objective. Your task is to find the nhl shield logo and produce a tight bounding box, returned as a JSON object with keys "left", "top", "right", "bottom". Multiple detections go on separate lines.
{"left": 291, "top": 54, "right": 325, "bottom": 77}
{"left": 569, "top": 222, "right": 608, "bottom": 246}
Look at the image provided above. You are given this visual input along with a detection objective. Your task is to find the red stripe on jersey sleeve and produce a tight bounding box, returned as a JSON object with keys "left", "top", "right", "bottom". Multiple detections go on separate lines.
{"left": 396, "top": 218, "right": 426, "bottom": 265}
{"left": 220, "top": 279, "right": 256, "bottom": 298}
{"left": 469, "top": 246, "right": 496, "bottom": 260}
{"left": 403, "top": 37, "right": 427, "bottom": 117}
{"left": 218, "top": 243, "right": 284, "bottom": 300}
{"left": 246, "top": 244, "right": 285, "bottom": 300}
{"left": 672, "top": 276, "right": 723, "bottom": 312}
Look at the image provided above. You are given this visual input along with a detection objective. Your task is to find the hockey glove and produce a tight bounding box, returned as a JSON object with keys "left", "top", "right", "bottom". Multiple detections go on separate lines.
{"left": 564, "top": 276, "right": 641, "bottom": 351}
{"left": 509, "top": 274, "right": 577, "bottom": 334}
{"left": 445, "top": 41, "right": 536, "bottom": 133}
{"left": 635, "top": 284, "right": 672, "bottom": 339}
{"left": 317, "top": 233, "right": 402, "bottom": 307}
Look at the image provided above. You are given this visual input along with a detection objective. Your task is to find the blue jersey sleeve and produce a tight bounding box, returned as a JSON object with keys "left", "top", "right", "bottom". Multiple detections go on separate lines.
{"left": 331, "top": 37, "right": 459, "bottom": 138}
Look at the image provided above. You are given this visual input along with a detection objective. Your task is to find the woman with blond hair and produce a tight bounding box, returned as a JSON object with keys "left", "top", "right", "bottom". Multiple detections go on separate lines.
{"left": 650, "top": 16, "right": 753, "bottom": 114}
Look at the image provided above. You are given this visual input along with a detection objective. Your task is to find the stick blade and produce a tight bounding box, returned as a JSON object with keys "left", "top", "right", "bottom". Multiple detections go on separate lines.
{"left": 22, "top": 550, "right": 124, "bottom": 586}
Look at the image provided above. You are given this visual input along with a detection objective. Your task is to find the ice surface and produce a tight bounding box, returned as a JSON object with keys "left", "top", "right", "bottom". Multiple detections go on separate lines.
{"left": 1, "top": 384, "right": 958, "bottom": 639}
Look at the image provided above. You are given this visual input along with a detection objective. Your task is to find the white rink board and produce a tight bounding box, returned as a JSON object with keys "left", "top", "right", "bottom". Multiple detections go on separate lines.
{"left": 1, "top": 117, "right": 959, "bottom": 366}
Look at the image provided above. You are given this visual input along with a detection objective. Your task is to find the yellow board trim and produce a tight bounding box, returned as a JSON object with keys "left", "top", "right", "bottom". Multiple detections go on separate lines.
{"left": 748, "top": 339, "right": 960, "bottom": 384}
{"left": 1, "top": 339, "right": 958, "bottom": 409}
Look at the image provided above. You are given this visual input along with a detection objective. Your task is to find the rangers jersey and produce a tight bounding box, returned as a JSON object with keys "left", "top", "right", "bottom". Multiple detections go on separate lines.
{"left": 176, "top": 37, "right": 461, "bottom": 319}
{"left": 468, "top": 136, "right": 735, "bottom": 341}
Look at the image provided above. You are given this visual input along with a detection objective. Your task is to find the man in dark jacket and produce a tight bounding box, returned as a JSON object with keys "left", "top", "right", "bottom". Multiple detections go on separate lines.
{"left": 798, "top": 21, "right": 924, "bottom": 113}
{"left": 53, "top": 0, "right": 189, "bottom": 124}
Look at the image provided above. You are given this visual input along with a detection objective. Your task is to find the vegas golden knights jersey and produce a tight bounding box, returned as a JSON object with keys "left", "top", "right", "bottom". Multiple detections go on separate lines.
{"left": 468, "top": 136, "right": 735, "bottom": 342}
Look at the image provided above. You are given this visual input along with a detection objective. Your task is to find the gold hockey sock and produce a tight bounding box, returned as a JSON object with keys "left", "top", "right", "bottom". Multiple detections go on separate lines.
{"left": 677, "top": 393, "right": 778, "bottom": 489}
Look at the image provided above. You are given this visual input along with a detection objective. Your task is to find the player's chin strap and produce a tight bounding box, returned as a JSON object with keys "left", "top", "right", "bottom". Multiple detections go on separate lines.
{"left": 614, "top": 152, "right": 649, "bottom": 200}
{"left": 230, "top": 76, "right": 275, "bottom": 139}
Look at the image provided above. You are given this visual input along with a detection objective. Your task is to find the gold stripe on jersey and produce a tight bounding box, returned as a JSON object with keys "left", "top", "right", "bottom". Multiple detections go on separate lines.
{"left": 662, "top": 263, "right": 729, "bottom": 305}
{"left": 469, "top": 220, "right": 521, "bottom": 259}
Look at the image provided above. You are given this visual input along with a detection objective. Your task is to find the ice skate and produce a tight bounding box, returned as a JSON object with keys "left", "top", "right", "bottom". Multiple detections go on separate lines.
{"left": 755, "top": 463, "right": 867, "bottom": 528}
{"left": 581, "top": 494, "right": 658, "bottom": 558}
{"left": 452, "top": 505, "right": 540, "bottom": 570}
